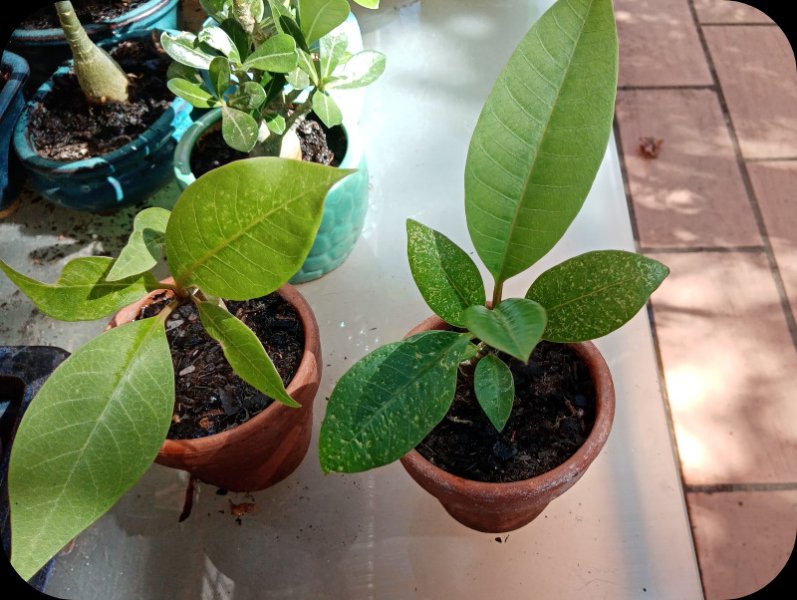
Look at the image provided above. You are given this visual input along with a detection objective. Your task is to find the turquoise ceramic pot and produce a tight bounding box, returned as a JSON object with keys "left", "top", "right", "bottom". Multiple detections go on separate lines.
{"left": 9, "top": 0, "right": 179, "bottom": 91}
{"left": 173, "top": 108, "right": 369, "bottom": 283}
{"left": 13, "top": 30, "right": 193, "bottom": 212}
{"left": 0, "top": 52, "right": 29, "bottom": 213}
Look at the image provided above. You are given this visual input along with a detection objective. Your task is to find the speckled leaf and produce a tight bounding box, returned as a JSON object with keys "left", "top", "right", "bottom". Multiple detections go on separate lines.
{"left": 221, "top": 106, "right": 259, "bottom": 152}
{"left": 526, "top": 250, "right": 670, "bottom": 342}
{"left": 319, "top": 331, "right": 471, "bottom": 473}
{"left": 464, "top": 0, "right": 618, "bottom": 283}
{"left": 161, "top": 31, "right": 215, "bottom": 69}
{"left": 299, "top": 0, "right": 350, "bottom": 45}
{"left": 320, "top": 32, "right": 347, "bottom": 80}
{"left": 0, "top": 257, "right": 159, "bottom": 322}
{"left": 312, "top": 91, "right": 342, "bottom": 127}
{"left": 326, "top": 51, "right": 385, "bottom": 90}
{"left": 166, "top": 158, "right": 352, "bottom": 299}
{"left": 9, "top": 317, "right": 173, "bottom": 581}
{"left": 406, "top": 219, "right": 485, "bottom": 327}
{"left": 198, "top": 26, "right": 241, "bottom": 64}
{"left": 107, "top": 208, "right": 171, "bottom": 281}
{"left": 220, "top": 18, "right": 250, "bottom": 62}
{"left": 197, "top": 301, "right": 298, "bottom": 407}
{"left": 463, "top": 298, "right": 547, "bottom": 361}
{"left": 474, "top": 354, "right": 515, "bottom": 432}
{"left": 243, "top": 34, "right": 297, "bottom": 73}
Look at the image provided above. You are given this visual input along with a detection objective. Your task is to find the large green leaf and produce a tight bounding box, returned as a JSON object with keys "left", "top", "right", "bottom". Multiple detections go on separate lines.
{"left": 0, "top": 257, "right": 159, "bottom": 321}
{"left": 299, "top": 0, "right": 350, "bottom": 45}
{"left": 463, "top": 298, "right": 547, "bottom": 362}
{"left": 526, "top": 250, "right": 670, "bottom": 342}
{"left": 474, "top": 354, "right": 515, "bottom": 432}
{"left": 406, "top": 219, "right": 485, "bottom": 327}
{"left": 160, "top": 31, "right": 216, "bottom": 69}
{"left": 167, "top": 78, "right": 217, "bottom": 108}
{"left": 221, "top": 105, "right": 259, "bottom": 152}
{"left": 9, "top": 317, "right": 173, "bottom": 581}
{"left": 326, "top": 50, "right": 386, "bottom": 90}
{"left": 319, "top": 331, "right": 471, "bottom": 473}
{"left": 243, "top": 34, "right": 298, "bottom": 73}
{"left": 196, "top": 301, "right": 299, "bottom": 407}
{"left": 107, "top": 208, "right": 171, "bottom": 282}
{"left": 464, "top": 0, "right": 618, "bottom": 283}
{"left": 166, "top": 158, "right": 352, "bottom": 299}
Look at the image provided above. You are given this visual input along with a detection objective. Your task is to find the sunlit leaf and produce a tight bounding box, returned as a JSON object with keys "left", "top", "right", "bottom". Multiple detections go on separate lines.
{"left": 299, "top": 0, "right": 350, "bottom": 45}
{"left": 107, "top": 208, "right": 170, "bottom": 282}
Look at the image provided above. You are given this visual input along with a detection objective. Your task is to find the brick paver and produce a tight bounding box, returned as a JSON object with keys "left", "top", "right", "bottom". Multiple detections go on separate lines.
{"left": 693, "top": 0, "right": 773, "bottom": 24}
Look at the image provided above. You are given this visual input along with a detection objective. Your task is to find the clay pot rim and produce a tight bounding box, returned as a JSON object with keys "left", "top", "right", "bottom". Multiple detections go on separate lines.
{"left": 400, "top": 313, "right": 615, "bottom": 501}
{"left": 106, "top": 278, "right": 320, "bottom": 453}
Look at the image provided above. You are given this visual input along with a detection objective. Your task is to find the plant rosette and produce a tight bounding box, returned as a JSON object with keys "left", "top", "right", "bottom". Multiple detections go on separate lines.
{"left": 13, "top": 29, "right": 194, "bottom": 212}
{"left": 107, "top": 279, "right": 321, "bottom": 492}
{"left": 0, "top": 157, "right": 351, "bottom": 582}
{"left": 9, "top": 0, "right": 180, "bottom": 90}
{"left": 174, "top": 107, "right": 369, "bottom": 283}
{"left": 0, "top": 51, "right": 29, "bottom": 217}
{"left": 319, "top": 0, "right": 670, "bottom": 532}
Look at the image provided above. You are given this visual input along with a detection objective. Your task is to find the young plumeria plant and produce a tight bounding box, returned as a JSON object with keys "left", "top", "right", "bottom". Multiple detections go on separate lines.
{"left": 319, "top": 0, "right": 669, "bottom": 474}
{"left": 53, "top": 0, "right": 130, "bottom": 103}
{"left": 162, "top": 0, "right": 385, "bottom": 155}
{"left": 0, "top": 158, "right": 350, "bottom": 581}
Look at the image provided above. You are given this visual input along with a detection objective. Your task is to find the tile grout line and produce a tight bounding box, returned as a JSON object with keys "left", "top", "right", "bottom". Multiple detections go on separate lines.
{"left": 687, "top": 0, "right": 797, "bottom": 354}
{"left": 619, "top": 84, "right": 716, "bottom": 91}
{"left": 686, "top": 483, "right": 797, "bottom": 494}
{"left": 700, "top": 22, "right": 778, "bottom": 27}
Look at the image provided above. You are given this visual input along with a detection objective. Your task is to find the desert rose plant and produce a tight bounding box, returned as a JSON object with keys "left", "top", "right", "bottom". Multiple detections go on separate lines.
{"left": 0, "top": 158, "right": 350, "bottom": 580}
{"left": 162, "top": 0, "right": 385, "bottom": 155}
{"left": 319, "top": 0, "right": 669, "bottom": 473}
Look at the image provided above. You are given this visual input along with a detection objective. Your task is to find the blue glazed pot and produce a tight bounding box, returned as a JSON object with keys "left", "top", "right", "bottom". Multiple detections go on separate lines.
{"left": 1, "top": 345, "right": 70, "bottom": 591}
{"left": 13, "top": 30, "right": 194, "bottom": 212}
{"left": 0, "top": 52, "right": 29, "bottom": 214}
{"left": 173, "top": 108, "right": 369, "bottom": 284}
{"left": 9, "top": 0, "right": 179, "bottom": 91}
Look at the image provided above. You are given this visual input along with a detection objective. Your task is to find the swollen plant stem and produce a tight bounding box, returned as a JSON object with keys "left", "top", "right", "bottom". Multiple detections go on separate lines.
{"left": 55, "top": 1, "right": 129, "bottom": 104}
{"left": 233, "top": 0, "right": 257, "bottom": 35}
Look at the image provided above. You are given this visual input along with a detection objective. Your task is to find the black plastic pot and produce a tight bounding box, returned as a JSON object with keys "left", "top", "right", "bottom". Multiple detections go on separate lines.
{"left": 0, "top": 345, "right": 70, "bottom": 591}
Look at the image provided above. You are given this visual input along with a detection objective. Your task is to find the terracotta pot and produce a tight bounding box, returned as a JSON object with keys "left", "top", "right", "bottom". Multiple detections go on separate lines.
{"left": 399, "top": 314, "right": 615, "bottom": 533}
{"left": 108, "top": 281, "right": 321, "bottom": 492}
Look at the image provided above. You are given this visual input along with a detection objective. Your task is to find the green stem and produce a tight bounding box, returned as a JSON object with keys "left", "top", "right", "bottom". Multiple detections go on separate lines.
{"left": 55, "top": 1, "right": 129, "bottom": 104}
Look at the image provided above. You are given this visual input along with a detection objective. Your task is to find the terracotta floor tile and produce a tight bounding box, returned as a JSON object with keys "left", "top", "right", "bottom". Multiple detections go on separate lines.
{"left": 649, "top": 251, "right": 797, "bottom": 485}
{"left": 704, "top": 26, "right": 797, "bottom": 159}
{"left": 747, "top": 161, "right": 797, "bottom": 319}
{"left": 688, "top": 490, "right": 797, "bottom": 599}
{"left": 617, "top": 90, "right": 761, "bottom": 248}
{"left": 615, "top": 0, "right": 712, "bottom": 87}
{"left": 693, "top": 0, "right": 773, "bottom": 24}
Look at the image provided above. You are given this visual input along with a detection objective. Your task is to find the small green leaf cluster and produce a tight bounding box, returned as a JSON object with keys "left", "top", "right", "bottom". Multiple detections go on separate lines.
{"left": 1, "top": 158, "right": 351, "bottom": 581}
{"left": 163, "top": 0, "right": 385, "bottom": 153}
{"left": 318, "top": 0, "right": 670, "bottom": 474}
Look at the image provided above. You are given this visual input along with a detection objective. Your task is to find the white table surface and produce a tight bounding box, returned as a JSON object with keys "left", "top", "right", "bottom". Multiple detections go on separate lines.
{"left": 1, "top": 1, "right": 703, "bottom": 598}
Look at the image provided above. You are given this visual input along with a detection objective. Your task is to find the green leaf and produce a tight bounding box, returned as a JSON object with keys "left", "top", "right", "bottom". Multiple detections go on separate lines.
{"left": 320, "top": 32, "right": 347, "bottom": 80}
{"left": 299, "top": 0, "right": 350, "bottom": 45}
{"left": 107, "top": 208, "right": 171, "bottom": 282}
{"left": 167, "top": 61, "right": 201, "bottom": 84}
{"left": 200, "top": 0, "right": 228, "bottom": 22}
{"left": 526, "top": 250, "right": 670, "bottom": 342}
{"left": 248, "top": 0, "right": 266, "bottom": 22}
{"left": 166, "top": 158, "right": 352, "bottom": 299}
{"left": 406, "top": 219, "right": 485, "bottom": 327}
{"left": 209, "top": 57, "right": 232, "bottom": 98}
{"left": 352, "top": 0, "right": 379, "bottom": 7}
{"left": 231, "top": 81, "right": 268, "bottom": 110}
{"left": 198, "top": 26, "right": 242, "bottom": 64}
{"left": 319, "top": 331, "right": 471, "bottom": 473}
{"left": 221, "top": 106, "right": 259, "bottom": 152}
{"left": 196, "top": 301, "right": 299, "bottom": 407}
{"left": 0, "top": 257, "right": 159, "bottom": 322}
{"left": 160, "top": 31, "right": 216, "bottom": 69}
{"left": 265, "top": 113, "right": 287, "bottom": 134}
{"left": 463, "top": 298, "right": 547, "bottom": 362}
{"left": 287, "top": 67, "right": 310, "bottom": 90}
{"left": 9, "top": 317, "right": 173, "bottom": 581}
{"left": 326, "top": 50, "right": 386, "bottom": 89}
{"left": 296, "top": 48, "right": 319, "bottom": 85}
{"left": 221, "top": 18, "right": 251, "bottom": 62}
{"left": 474, "top": 354, "right": 515, "bottom": 432}
{"left": 243, "top": 33, "right": 298, "bottom": 73}
{"left": 279, "top": 15, "right": 309, "bottom": 53}
{"left": 461, "top": 342, "right": 480, "bottom": 362}
{"left": 312, "top": 91, "right": 342, "bottom": 127}
{"left": 167, "top": 78, "right": 217, "bottom": 108}
{"left": 464, "top": 0, "right": 618, "bottom": 283}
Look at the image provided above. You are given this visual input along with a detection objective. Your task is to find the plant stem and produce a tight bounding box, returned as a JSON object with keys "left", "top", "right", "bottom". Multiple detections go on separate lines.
{"left": 233, "top": 0, "right": 257, "bottom": 35}
{"left": 491, "top": 280, "right": 503, "bottom": 309}
{"left": 55, "top": 1, "right": 129, "bottom": 104}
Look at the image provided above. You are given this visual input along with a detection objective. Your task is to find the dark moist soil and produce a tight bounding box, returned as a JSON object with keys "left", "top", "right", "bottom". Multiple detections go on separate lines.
{"left": 189, "top": 113, "right": 347, "bottom": 178}
{"left": 19, "top": 0, "right": 149, "bottom": 29}
{"left": 27, "top": 34, "right": 173, "bottom": 161}
{"left": 138, "top": 292, "right": 304, "bottom": 440}
{"left": 417, "top": 341, "right": 597, "bottom": 483}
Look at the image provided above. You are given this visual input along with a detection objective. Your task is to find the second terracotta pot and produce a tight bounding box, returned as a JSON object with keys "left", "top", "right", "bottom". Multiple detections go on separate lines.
{"left": 399, "top": 315, "right": 615, "bottom": 533}
{"left": 108, "top": 282, "right": 321, "bottom": 492}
